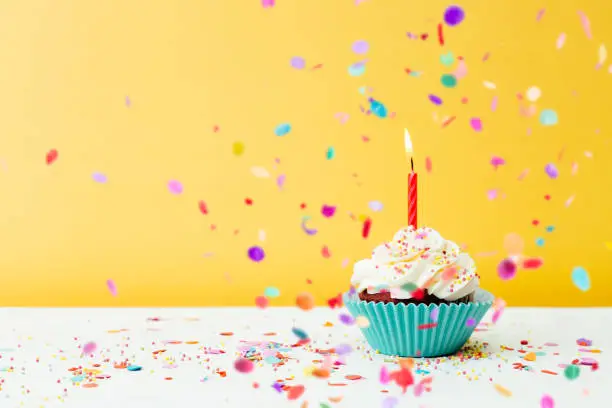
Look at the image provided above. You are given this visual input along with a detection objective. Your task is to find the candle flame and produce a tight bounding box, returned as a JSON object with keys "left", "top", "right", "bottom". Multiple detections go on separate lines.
{"left": 404, "top": 128, "right": 413, "bottom": 154}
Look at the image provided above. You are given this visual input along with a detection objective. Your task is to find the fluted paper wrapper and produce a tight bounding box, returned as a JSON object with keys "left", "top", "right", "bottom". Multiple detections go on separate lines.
{"left": 344, "top": 289, "right": 494, "bottom": 358}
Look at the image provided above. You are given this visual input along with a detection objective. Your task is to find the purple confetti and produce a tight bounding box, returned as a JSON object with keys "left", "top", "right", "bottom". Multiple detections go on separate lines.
{"left": 247, "top": 246, "right": 265, "bottom": 262}
{"left": 487, "top": 189, "right": 498, "bottom": 200}
{"left": 428, "top": 94, "right": 443, "bottom": 105}
{"left": 272, "top": 382, "right": 283, "bottom": 392}
{"left": 106, "top": 279, "right": 117, "bottom": 296}
{"left": 321, "top": 205, "right": 336, "bottom": 218}
{"left": 466, "top": 317, "right": 476, "bottom": 327}
{"left": 545, "top": 163, "right": 559, "bottom": 179}
{"left": 92, "top": 172, "right": 107, "bottom": 183}
{"left": 430, "top": 307, "right": 439, "bottom": 322}
{"left": 167, "top": 180, "right": 183, "bottom": 194}
{"left": 335, "top": 344, "right": 352, "bottom": 355}
{"left": 382, "top": 396, "right": 399, "bottom": 408}
{"left": 368, "top": 200, "right": 383, "bottom": 212}
{"left": 276, "top": 174, "right": 286, "bottom": 189}
{"left": 290, "top": 56, "right": 306, "bottom": 69}
{"left": 339, "top": 314, "right": 355, "bottom": 325}
{"left": 125, "top": 96, "right": 131, "bottom": 107}
{"left": 490, "top": 156, "right": 505, "bottom": 169}
{"left": 352, "top": 40, "right": 369, "bottom": 54}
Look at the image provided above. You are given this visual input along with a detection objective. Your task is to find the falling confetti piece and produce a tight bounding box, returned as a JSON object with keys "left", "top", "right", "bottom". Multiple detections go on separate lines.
{"left": 251, "top": 166, "right": 270, "bottom": 178}
{"left": 255, "top": 296, "right": 268, "bottom": 309}
{"left": 440, "top": 74, "right": 457, "bottom": 88}
{"left": 564, "top": 364, "right": 580, "bottom": 380}
{"left": 470, "top": 118, "right": 483, "bottom": 132}
{"left": 167, "top": 180, "right": 183, "bottom": 194}
{"left": 301, "top": 216, "right": 318, "bottom": 235}
{"left": 430, "top": 308, "right": 439, "bottom": 322}
{"left": 92, "top": 172, "right": 107, "bottom": 183}
{"left": 497, "top": 258, "right": 517, "bottom": 280}
{"left": 545, "top": 163, "right": 559, "bottom": 179}
{"left": 541, "top": 395, "right": 555, "bottom": 408}
{"left": 198, "top": 200, "right": 208, "bottom": 215}
{"left": 352, "top": 40, "right": 369, "bottom": 54}
{"left": 380, "top": 366, "right": 390, "bottom": 385}
{"left": 517, "top": 168, "right": 530, "bottom": 181}
{"left": 483, "top": 81, "right": 496, "bottom": 89}
{"left": 46, "top": 149, "right": 58, "bottom": 165}
{"left": 571, "top": 266, "right": 590, "bottom": 292}
{"left": 428, "top": 94, "right": 443, "bottom": 105}
{"left": 83, "top": 342, "right": 97, "bottom": 355}
{"left": 599, "top": 44, "right": 607, "bottom": 65}
{"left": 417, "top": 323, "right": 437, "bottom": 330}
{"left": 536, "top": 8, "right": 546, "bottom": 21}
{"left": 540, "top": 109, "right": 558, "bottom": 126}
{"left": 290, "top": 57, "right": 306, "bottom": 70}
{"left": 522, "top": 258, "right": 544, "bottom": 269}
{"left": 296, "top": 292, "right": 315, "bottom": 311}
{"left": 556, "top": 33, "right": 566, "bottom": 49}
{"left": 287, "top": 385, "right": 305, "bottom": 400}
{"left": 526, "top": 86, "right": 541, "bottom": 102}
{"left": 106, "top": 279, "right": 117, "bottom": 296}
{"left": 321, "top": 205, "right": 336, "bottom": 218}
{"left": 491, "top": 95, "right": 498, "bottom": 111}
{"left": 571, "top": 162, "right": 579, "bottom": 175}
{"left": 247, "top": 246, "right": 265, "bottom": 262}
{"left": 439, "top": 52, "right": 454, "bottom": 66}
{"left": 349, "top": 62, "right": 366, "bottom": 76}
{"left": 382, "top": 396, "right": 399, "bottom": 408}
{"left": 584, "top": 151, "right": 593, "bottom": 158}
{"left": 486, "top": 189, "right": 498, "bottom": 200}
{"left": 437, "top": 23, "right": 444, "bottom": 45}
{"left": 275, "top": 123, "right": 291, "bottom": 136}
{"left": 454, "top": 60, "right": 468, "bottom": 79}
{"left": 490, "top": 156, "right": 505, "bottom": 169}
{"left": 536, "top": 238, "right": 545, "bottom": 247}
{"left": 261, "top": 0, "right": 275, "bottom": 8}
{"left": 326, "top": 147, "right": 335, "bottom": 160}
{"left": 321, "top": 245, "right": 331, "bottom": 258}
{"left": 355, "top": 315, "right": 370, "bottom": 328}
{"left": 368, "top": 201, "right": 383, "bottom": 212}
{"left": 494, "top": 384, "right": 512, "bottom": 397}
{"left": 577, "top": 11, "right": 592, "bottom": 40}
{"left": 425, "top": 157, "right": 432, "bottom": 172}
{"left": 443, "top": 5, "right": 465, "bottom": 26}
{"left": 264, "top": 287, "right": 280, "bottom": 298}
{"left": 369, "top": 98, "right": 387, "bottom": 118}
{"left": 334, "top": 112, "right": 350, "bottom": 124}
{"left": 233, "top": 142, "right": 245, "bottom": 156}
{"left": 234, "top": 358, "right": 254, "bottom": 373}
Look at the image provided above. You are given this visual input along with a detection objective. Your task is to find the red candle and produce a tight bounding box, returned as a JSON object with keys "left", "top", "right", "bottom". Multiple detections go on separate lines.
{"left": 408, "top": 170, "right": 418, "bottom": 229}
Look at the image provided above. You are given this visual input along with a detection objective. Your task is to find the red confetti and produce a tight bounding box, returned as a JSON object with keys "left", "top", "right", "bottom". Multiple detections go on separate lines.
{"left": 417, "top": 323, "right": 438, "bottom": 330}
{"left": 532, "top": 219, "right": 540, "bottom": 226}
{"left": 544, "top": 195, "right": 551, "bottom": 201}
{"left": 300, "top": 203, "right": 306, "bottom": 209}
{"left": 362, "top": 218, "right": 372, "bottom": 239}
{"left": 345, "top": 375, "right": 363, "bottom": 380}
{"left": 522, "top": 258, "right": 544, "bottom": 269}
{"left": 327, "top": 293, "right": 343, "bottom": 309}
{"left": 420, "top": 33, "right": 429, "bottom": 40}
{"left": 321, "top": 245, "right": 331, "bottom": 258}
{"left": 411, "top": 288, "right": 425, "bottom": 300}
{"left": 46, "top": 149, "right": 58, "bottom": 165}
{"left": 437, "top": 23, "right": 444, "bottom": 46}
{"left": 245, "top": 198, "right": 253, "bottom": 205}
{"left": 390, "top": 367, "right": 414, "bottom": 393}
{"left": 287, "top": 385, "right": 305, "bottom": 400}
{"left": 198, "top": 200, "right": 208, "bottom": 215}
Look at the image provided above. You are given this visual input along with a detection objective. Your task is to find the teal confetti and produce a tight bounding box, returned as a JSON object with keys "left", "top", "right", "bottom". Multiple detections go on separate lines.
{"left": 348, "top": 62, "right": 366, "bottom": 76}
{"left": 546, "top": 226, "right": 555, "bottom": 232}
{"left": 369, "top": 98, "right": 387, "bottom": 118}
{"left": 540, "top": 109, "right": 558, "bottom": 126}
{"left": 441, "top": 74, "right": 457, "bottom": 88}
{"left": 264, "top": 287, "right": 280, "bottom": 298}
{"left": 571, "top": 266, "right": 590, "bottom": 292}
{"left": 440, "top": 52, "right": 455, "bottom": 66}
{"left": 536, "top": 238, "right": 545, "bottom": 246}
{"left": 275, "top": 123, "right": 291, "bottom": 137}
{"left": 326, "top": 147, "right": 335, "bottom": 160}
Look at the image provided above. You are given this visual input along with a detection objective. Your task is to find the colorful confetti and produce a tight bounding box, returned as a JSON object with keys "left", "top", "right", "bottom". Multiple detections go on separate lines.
{"left": 275, "top": 123, "right": 292, "bottom": 136}
{"left": 247, "top": 246, "right": 266, "bottom": 262}
{"left": 571, "top": 266, "right": 590, "bottom": 291}
{"left": 443, "top": 5, "right": 465, "bottom": 26}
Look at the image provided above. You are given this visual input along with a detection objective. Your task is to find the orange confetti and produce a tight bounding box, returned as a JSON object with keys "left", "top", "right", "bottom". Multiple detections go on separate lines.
{"left": 329, "top": 396, "right": 343, "bottom": 403}
{"left": 494, "top": 384, "right": 512, "bottom": 397}
{"left": 345, "top": 375, "right": 363, "bottom": 381}
{"left": 82, "top": 383, "right": 98, "bottom": 388}
{"left": 287, "top": 385, "right": 305, "bottom": 400}
{"left": 524, "top": 352, "right": 537, "bottom": 361}
{"left": 219, "top": 332, "right": 234, "bottom": 336}
{"left": 296, "top": 292, "right": 315, "bottom": 311}
{"left": 541, "top": 370, "right": 558, "bottom": 375}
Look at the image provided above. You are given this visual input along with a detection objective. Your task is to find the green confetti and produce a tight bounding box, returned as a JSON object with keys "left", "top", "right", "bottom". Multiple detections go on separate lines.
{"left": 441, "top": 74, "right": 457, "bottom": 88}
{"left": 326, "top": 147, "right": 335, "bottom": 160}
{"left": 400, "top": 282, "right": 418, "bottom": 292}
{"left": 564, "top": 364, "right": 580, "bottom": 380}
{"left": 320, "top": 404, "right": 332, "bottom": 408}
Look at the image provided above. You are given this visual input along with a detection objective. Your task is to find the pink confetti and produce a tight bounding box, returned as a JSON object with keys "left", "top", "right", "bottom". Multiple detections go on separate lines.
{"left": 341, "top": 258, "right": 349, "bottom": 268}
{"left": 321, "top": 205, "right": 336, "bottom": 218}
{"left": 83, "top": 342, "right": 97, "bottom": 355}
{"left": 334, "top": 112, "right": 350, "bottom": 124}
{"left": 167, "top": 180, "right": 183, "bottom": 194}
{"left": 497, "top": 258, "right": 517, "bottom": 280}
{"left": 425, "top": 157, "right": 432, "bottom": 173}
{"left": 261, "top": 0, "right": 275, "bottom": 8}
{"left": 470, "top": 118, "right": 483, "bottom": 132}
{"left": 487, "top": 189, "right": 498, "bottom": 200}
{"left": 490, "top": 156, "right": 505, "bottom": 169}
{"left": 276, "top": 174, "right": 286, "bottom": 189}
{"left": 536, "top": 9, "right": 546, "bottom": 21}
{"left": 106, "top": 279, "right": 117, "bottom": 296}
{"left": 578, "top": 11, "right": 592, "bottom": 40}
{"left": 517, "top": 168, "right": 530, "bottom": 181}
{"left": 380, "top": 366, "right": 390, "bottom": 384}
{"left": 571, "top": 162, "right": 578, "bottom": 175}
{"left": 565, "top": 195, "right": 575, "bottom": 207}
{"left": 491, "top": 95, "right": 498, "bottom": 111}
{"left": 541, "top": 395, "right": 555, "bottom": 408}
{"left": 454, "top": 60, "right": 468, "bottom": 79}
{"left": 556, "top": 33, "right": 566, "bottom": 49}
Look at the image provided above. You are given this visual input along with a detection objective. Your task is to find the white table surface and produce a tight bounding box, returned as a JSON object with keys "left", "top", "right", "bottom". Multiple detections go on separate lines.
{"left": 0, "top": 307, "right": 609, "bottom": 408}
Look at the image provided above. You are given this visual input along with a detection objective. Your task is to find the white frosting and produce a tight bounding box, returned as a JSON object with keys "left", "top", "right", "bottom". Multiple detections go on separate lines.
{"left": 351, "top": 226, "right": 479, "bottom": 301}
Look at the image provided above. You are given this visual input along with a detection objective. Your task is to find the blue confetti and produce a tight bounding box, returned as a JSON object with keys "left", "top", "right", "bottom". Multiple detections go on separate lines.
{"left": 292, "top": 327, "right": 309, "bottom": 340}
{"left": 540, "top": 109, "right": 558, "bottom": 126}
{"left": 369, "top": 98, "right": 387, "bottom": 118}
{"left": 536, "top": 238, "right": 545, "bottom": 246}
{"left": 348, "top": 62, "right": 366, "bottom": 76}
{"left": 571, "top": 266, "right": 591, "bottom": 292}
{"left": 546, "top": 226, "right": 555, "bottom": 232}
{"left": 274, "top": 123, "right": 291, "bottom": 137}
{"left": 127, "top": 365, "right": 142, "bottom": 372}
{"left": 264, "top": 287, "right": 280, "bottom": 298}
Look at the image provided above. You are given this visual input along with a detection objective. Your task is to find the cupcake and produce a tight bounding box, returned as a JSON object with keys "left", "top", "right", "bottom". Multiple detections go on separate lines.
{"left": 344, "top": 226, "right": 494, "bottom": 357}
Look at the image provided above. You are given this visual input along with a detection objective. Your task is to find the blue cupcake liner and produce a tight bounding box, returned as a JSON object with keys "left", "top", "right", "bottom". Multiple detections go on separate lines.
{"left": 344, "top": 289, "right": 494, "bottom": 358}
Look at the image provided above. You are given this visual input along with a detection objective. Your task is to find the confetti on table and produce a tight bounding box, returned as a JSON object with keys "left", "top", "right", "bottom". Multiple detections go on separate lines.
{"left": 234, "top": 358, "right": 254, "bottom": 373}
{"left": 275, "top": 123, "right": 292, "bottom": 136}
{"left": 369, "top": 98, "right": 387, "bottom": 117}
{"left": 429, "top": 94, "right": 443, "bottom": 105}
{"left": 571, "top": 266, "right": 590, "bottom": 291}
{"left": 494, "top": 383, "right": 512, "bottom": 397}
{"left": 541, "top": 395, "right": 555, "bottom": 408}
{"left": 82, "top": 342, "right": 97, "bottom": 355}
{"left": 167, "top": 180, "right": 183, "bottom": 194}
{"left": 362, "top": 218, "right": 372, "bottom": 238}
{"left": 198, "top": 200, "right": 208, "bottom": 214}
{"left": 255, "top": 296, "right": 268, "bottom": 309}
{"left": 106, "top": 279, "right": 117, "bottom": 296}
{"left": 290, "top": 57, "right": 306, "bottom": 70}
{"left": 491, "top": 156, "right": 505, "bottom": 169}
{"left": 46, "top": 149, "right": 58, "bottom": 165}
{"left": 522, "top": 258, "right": 544, "bottom": 270}
{"left": 564, "top": 364, "right": 580, "bottom": 380}
{"left": 321, "top": 245, "right": 331, "bottom": 258}
{"left": 441, "top": 74, "right": 457, "bottom": 88}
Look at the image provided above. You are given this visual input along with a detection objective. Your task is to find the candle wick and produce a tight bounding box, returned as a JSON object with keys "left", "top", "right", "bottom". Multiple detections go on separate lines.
{"left": 410, "top": 157, "right": 414, "bottom": 172}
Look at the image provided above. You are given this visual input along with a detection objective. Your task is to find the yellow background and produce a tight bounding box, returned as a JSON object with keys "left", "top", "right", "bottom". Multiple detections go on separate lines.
{"left": 0, "top": 0, "right": 610, "bottom": 307}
